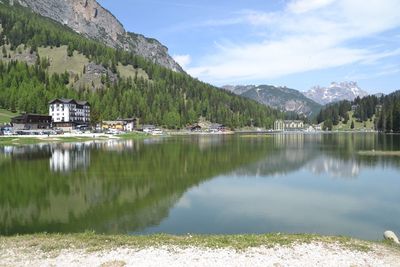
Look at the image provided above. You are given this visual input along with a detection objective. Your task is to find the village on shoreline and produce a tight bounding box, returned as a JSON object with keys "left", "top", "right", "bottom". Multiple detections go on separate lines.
{"left": 0, "top": 98, "right": 379, "bottom": 140}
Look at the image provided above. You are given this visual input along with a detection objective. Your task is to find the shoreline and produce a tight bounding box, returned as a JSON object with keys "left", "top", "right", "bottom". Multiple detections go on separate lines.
{"left": 0, "top": 132, "right": 149, "bottom": 146}
{"left": 1, "top": 233, "right": 399, "bottom": 266}
{"left": 0, "top": 130, "right": 395, "bottom": 146}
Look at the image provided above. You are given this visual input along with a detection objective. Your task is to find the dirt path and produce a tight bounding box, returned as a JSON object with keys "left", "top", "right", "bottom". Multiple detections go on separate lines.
{"left": 1, "top": 242, "right": 399, "bottom": 267}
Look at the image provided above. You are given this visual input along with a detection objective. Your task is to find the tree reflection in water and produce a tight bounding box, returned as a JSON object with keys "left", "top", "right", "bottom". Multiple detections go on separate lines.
{"left": 0, "top": 133, "right": 399, "bottom": 236}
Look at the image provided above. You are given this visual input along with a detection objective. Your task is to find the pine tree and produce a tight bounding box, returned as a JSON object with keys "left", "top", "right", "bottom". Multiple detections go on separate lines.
{"left": 67, "top": 43, "right": 74, "bottom": 57}
{"left": 0, "top": 3, "right": 281, "bottom": 128}
{"left": 2, "top": 45, "right": 6, "bottom": 58}
{"left": 323, "top": 119, "right": 333, "bottom": 131}
{"left": 343, "top": 112, "right": 349, "bottom": 124}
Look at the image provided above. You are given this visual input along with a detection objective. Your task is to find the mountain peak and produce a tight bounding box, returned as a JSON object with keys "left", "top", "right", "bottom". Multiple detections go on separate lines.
{"left": 305, "top": 81, "right": 368, "bottom": 105}
{"left": 14, "top": 0, "right": 183, "bottom": 72}
{"left": 223, "top": 84, "right": 321, "bottom": 117}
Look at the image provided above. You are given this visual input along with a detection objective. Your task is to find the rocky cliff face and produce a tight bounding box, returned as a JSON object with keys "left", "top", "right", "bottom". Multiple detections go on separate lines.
{"left": 304, "top": 82, "right": 368, "bottom": 105}
{"left": 14, "top": 0, "right": 183, "bottom": 72}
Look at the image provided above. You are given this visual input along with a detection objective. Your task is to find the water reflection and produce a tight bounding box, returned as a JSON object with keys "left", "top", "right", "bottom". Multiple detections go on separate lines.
{"left": 273, "top": 133, "right": 307, "bottom": 149}
{"left": 306, "top": 156, "right": 360, "bottom": 178}
{"left": 49, "top": 143, "right": 91, "bottom": 173}
{"left": 0, "top": 134, "right": 399, "bottom": 239}
{"left": 1, "top": 144, "right": 52, "bottom": 160}
{"left": 0, "top": 136, "right": 271, "bottom": 235}
{"left": 233, "top": 133, "right": 400, "bottom": 179}
{"left": 152, "top": 170, "right": 400, "bottom": 240}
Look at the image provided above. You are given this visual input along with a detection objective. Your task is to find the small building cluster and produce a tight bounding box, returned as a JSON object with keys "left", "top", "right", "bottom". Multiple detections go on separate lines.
{"left": 1, "top": 98, "right": 150, "bottom": 136}
{"left": 1, "top": 98, "right": 91, "bottom": 135}
{"left": 1, "top": 99, "right": 232, "bottom": 136}
{"left": 274, "top": 120, "right": 305, "bottom": 131}
{"left": 274, "top": 120, "right": 322, "bottom": 132}
{"left": 101, "top": 118, "right": 138, "bottom": 133}
{"left": 186, "top": 123, "right": 227, "bottom": 133}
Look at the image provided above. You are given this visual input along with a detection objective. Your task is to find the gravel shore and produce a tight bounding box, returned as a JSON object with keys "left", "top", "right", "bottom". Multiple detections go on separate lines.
{"left": 1, "top": 241, "right": 399, "bottom": 267}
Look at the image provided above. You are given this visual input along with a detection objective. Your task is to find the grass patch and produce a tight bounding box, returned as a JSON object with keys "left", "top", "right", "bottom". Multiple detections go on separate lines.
{"left": 117, "top": 64, "right": 148, "bottom": 80}
{"left": 0, "top": 233, "right": 388, "bottom": 253}
{"left": 358, "top": 150, "right": 400, "bottom": 157}
{"left": 333, "top": 111, "right": 375, "bottom": 131}
{"left": 38, "top": 46, "right": 89, "bottom": 75}
{"left": 118, "top": 132, "right": 152, "bottom": 140}
{"left": 0, "top": 108, "right": 18, "bottom": 124}
{"left": 0, "top": 44, "right": 37, "bottom": 65}
{"left": 0, "top": 137, "right": 41, "bottom": 146}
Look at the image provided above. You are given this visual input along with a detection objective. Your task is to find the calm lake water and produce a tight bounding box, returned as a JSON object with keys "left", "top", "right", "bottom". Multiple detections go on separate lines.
{"left": 1, "top": 133, "right": 399, "bottom": 240}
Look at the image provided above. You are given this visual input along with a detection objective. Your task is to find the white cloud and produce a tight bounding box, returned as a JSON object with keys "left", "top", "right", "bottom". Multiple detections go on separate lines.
{"left": 186, "top": 0, "right": 400, "bottom": 84}
{"left": 241, "top": 10, "right": 277, "bottom": 26}
{"left": 173, "top": 54, "right": 192, "bottom": 69}
{"left": 287, "top": 0, "right": 335, "bottom": 14}
{"left": 346, "top": 63, "right": 400, "bottom": 81}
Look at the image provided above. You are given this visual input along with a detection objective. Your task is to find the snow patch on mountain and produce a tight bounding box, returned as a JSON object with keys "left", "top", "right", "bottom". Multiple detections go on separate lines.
{"left": 304, "top": 82, "right": 369, "bottom": 105}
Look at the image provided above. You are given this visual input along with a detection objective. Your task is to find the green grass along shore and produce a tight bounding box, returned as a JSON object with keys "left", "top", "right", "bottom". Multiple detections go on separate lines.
{"left": 0, "top": 132, "right": 150, "bottom": 146}
{"left": 1, "top": 233, "right": 398, "bottom": 253}
{"left": 0, "top": 109, "right": 18, "bottom": 124}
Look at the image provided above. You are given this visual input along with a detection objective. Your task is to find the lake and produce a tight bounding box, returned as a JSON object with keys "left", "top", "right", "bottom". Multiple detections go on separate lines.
{"left": 0, "top": 133, "right": 399, "bottom": 240}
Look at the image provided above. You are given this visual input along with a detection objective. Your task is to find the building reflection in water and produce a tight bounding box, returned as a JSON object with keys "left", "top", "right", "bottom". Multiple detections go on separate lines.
{"left": 50, "top": 143, "right": 91, "bottom": 173}
{"left": 102, "top": 140, "right": 135, "bottom": 152}
{"left": 49, "top": 140, "right": 146, "bottom": 172}
{"left": 273, "top": 133, "right": 305, "bottom": 149}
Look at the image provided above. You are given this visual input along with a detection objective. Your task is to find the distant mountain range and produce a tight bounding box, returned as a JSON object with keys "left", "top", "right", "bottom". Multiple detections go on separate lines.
{"left": 223, "top": 82, "right": 377, "bottom": 117}
{"left": 223, "top": 85, "right": 322, "bottom": 117}
{"left": 304, "top": 82, "right": 368, "bottom": 105}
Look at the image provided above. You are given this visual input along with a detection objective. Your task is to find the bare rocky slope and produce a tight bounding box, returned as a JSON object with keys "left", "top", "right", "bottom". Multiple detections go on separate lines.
{"left": 13, "top": 0, "right": 183, "bottom": 72}
{"left": 304, "top": 81, "right": 369, "bottom": 105}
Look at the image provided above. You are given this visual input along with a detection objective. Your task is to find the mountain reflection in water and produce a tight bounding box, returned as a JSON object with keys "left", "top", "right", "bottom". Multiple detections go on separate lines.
{"left": 0, "top": 133, "right": 399, "bottom": 240}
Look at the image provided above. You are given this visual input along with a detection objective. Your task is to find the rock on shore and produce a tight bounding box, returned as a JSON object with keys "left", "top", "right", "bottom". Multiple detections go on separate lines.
{"left": 384, "top": 231, "right": 400, "bottom": 244}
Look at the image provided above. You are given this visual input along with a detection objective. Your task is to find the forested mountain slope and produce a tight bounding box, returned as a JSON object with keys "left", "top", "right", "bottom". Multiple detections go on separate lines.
{"left": 316, "top": 92, "right": 400, "bottom": 132}
{"left": 0, "top": 2, "right": 280, "bottom": 128}
{"left": 14, "top": 0, "right": 183, "bottom": 72}
{"left": 224, "top": 85, "right": 321, "bottom": 117}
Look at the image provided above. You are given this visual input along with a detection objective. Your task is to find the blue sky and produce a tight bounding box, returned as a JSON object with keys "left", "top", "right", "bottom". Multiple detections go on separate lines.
{"left": 98, "top": 0, "right": 400, "bottom": 93}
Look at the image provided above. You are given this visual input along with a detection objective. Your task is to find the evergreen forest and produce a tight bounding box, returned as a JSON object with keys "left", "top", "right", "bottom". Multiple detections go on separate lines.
{"left": 0, "top": 3, "right": 280, "bottom": 128}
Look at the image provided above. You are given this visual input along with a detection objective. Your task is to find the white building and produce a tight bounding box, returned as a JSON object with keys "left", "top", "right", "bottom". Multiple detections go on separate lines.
{"left": 49, "top": 98, "right": 90, "bottom": 130}
{"left": 274, "top": 120, "right": 304, "bottom": 131}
